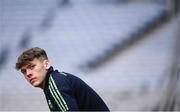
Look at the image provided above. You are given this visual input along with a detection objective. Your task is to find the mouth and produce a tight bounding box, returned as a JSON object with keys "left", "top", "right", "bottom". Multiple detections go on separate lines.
{"left": 30, "top": 78, "right": 36, "bottom": 84}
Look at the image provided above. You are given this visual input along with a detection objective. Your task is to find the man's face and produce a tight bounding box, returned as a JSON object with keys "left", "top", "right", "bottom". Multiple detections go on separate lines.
{"left": 20, "top": 58, "right": 51, "bottom": 88}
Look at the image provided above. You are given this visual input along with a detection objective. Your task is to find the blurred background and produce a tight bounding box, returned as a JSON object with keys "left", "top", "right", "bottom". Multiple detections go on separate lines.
{"left": 0, "top": 0, "right": 180, "bottom": 111}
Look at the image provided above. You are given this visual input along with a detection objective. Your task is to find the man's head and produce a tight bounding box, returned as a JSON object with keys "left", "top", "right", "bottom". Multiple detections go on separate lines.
{"left": 16, "top": 47, "right": 51, "bottom": 89}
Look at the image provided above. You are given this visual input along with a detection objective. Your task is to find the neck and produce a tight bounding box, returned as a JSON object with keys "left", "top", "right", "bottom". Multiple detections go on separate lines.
{"left": 39, "top": 80, "right": 46, "bottom": 89}
{"left": 41, "top": 66, "right": 53, "bottom": 90}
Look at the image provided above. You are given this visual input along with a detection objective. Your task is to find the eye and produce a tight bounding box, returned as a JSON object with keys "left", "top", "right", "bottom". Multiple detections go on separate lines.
{"left": 21, "top": 69, "right": 26, "bottom": 74}
{"left": 29, "top": 64, "right": 35, "bottom": 70}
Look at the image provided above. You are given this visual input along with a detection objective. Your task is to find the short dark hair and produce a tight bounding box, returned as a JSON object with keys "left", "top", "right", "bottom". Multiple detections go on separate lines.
{"left": 16, "top": 47, "right": 48, "bottom": 70}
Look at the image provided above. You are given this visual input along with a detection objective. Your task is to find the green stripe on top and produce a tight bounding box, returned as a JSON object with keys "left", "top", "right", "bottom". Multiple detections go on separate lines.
{"left": 49, "top": 80, "right": 66, "bottom": 111}
{"left": 50, "top": 76, "right": 69, "bottom": 110}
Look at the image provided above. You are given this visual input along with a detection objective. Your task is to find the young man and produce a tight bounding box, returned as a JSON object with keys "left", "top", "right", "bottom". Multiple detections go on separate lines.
{"left": 15, "top": 47, "right": 109, "bottom": 111}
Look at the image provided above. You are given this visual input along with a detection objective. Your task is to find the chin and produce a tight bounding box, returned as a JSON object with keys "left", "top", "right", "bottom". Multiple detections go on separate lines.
{"left": 32, "top": 82, "right": 41, "bottom": 88}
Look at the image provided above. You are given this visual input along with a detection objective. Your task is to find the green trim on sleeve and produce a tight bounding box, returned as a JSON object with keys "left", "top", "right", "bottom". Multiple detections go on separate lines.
{"left": 49, "top": 76, "right": 69, "bottom": 111}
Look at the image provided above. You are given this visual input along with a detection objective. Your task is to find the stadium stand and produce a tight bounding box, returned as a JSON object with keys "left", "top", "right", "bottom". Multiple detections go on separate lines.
{"left": 0, "top": 0, "right": 178, "bottom": 111}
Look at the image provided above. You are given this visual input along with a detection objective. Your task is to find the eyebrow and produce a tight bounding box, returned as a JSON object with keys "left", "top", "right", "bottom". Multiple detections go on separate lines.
{"left": 20, "top": 64, "right": 31, "bottom": 71}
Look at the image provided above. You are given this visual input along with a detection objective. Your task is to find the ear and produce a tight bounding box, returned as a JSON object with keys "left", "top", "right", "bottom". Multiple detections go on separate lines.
{"left": 43, "top": 60, "right": 51, "bottom": 69}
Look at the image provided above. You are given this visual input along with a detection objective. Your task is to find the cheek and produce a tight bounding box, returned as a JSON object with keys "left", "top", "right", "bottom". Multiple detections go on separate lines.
{"left": 39, "top": 67, "right": 47, "bottom": 74}
{"left": 34, "top": 65, "right": 45, "bottom": 73}
{"left": 36, "top": 67, "right": 47, "bottom": 78}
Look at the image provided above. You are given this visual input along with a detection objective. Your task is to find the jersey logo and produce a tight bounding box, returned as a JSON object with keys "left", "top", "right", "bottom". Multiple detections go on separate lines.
{"left": 61, "top": 72, "right": 67, "bottom": 76}
{"left": 48, "top": 99, "right": 54, "bottom": 109}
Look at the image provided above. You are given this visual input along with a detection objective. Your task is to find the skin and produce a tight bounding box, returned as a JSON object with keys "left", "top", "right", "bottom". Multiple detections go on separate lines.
{"left": 20, "top": 58, "right": 51, "bottom": 89}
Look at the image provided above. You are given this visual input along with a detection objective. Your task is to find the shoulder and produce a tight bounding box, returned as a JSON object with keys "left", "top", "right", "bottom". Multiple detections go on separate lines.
{"left": 61, "top": 72, "right": 85, "bottom": 83}
{"left": 50, "top": 70, "right": 86, "bottom": 87}
{"left": 49, "top": 70, "right": 73, "bottom": 90}
{"left": 50, "top": 71, "right": 77, "bottom": 81}
{"left": 50, "top": 70, "right": 69, "bottom": 80}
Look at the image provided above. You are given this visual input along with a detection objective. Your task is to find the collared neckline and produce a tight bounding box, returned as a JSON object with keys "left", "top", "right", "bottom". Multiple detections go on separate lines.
{"left": 43, "top": 66, "right": 54, "bottom": 91}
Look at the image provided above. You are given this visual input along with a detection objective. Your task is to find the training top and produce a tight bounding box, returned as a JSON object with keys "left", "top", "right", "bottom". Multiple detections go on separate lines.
{"left": 43, "top": 67, "right": 109, "bottom": 111}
